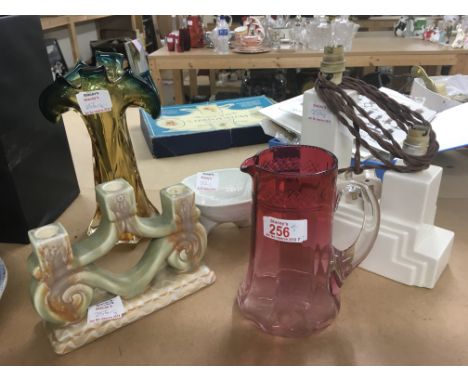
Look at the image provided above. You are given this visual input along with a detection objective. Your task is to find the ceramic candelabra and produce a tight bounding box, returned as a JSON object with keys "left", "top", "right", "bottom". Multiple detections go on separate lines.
{"left": 27, "top": 179, "right": 215, "bottom": 354}
{"left": 39, "top": 51, "right": 161, "bottom": 243}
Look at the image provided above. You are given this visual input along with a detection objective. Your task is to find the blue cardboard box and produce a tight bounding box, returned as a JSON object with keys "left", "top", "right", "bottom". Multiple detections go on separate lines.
{"left": 140, "top": 96, "right": 274, "bottom": 158}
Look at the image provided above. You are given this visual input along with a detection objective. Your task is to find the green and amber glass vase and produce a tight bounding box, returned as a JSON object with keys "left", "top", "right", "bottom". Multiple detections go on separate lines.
{"left": 39, "top": 51, "right": 161, "bottom": 243}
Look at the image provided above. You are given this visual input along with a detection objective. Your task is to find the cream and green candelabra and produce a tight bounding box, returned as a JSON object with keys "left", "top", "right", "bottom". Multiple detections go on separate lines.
{"left": 28, "top": 179, "right": 215, "bottom": 354}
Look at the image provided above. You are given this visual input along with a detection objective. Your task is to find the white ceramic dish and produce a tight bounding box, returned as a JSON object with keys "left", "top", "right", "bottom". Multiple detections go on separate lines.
{"left": 0, "top": 257, "right": 7, "bottom": 300}
{"left": 182, "top": 168, "right": 253, "bottom": 233}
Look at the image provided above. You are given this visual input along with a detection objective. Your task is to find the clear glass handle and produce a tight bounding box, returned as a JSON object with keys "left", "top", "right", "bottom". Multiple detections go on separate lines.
{"left": 332, "top": 180, "right": 380, "bottom": 285}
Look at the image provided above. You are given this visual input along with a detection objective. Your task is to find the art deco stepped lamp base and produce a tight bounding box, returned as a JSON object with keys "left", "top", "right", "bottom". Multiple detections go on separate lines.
{"left": 334, "top": 165, "right": 453, "bottom": 288}
{"left": 28, "top": 179, "right": 215, "bottom": 354}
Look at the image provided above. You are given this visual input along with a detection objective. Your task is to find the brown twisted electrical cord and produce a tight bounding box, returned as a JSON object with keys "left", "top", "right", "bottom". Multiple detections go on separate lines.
{"left": 314, "top": 73, "right": 439, "bottom": 174}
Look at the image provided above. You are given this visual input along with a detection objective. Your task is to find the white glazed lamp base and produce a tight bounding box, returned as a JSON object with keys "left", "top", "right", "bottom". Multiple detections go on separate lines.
{"left": 334, "top": 165, "right": 454, "bottom": 288}
{"left": 46, "top": 265, "right": 216, "bottom": 354}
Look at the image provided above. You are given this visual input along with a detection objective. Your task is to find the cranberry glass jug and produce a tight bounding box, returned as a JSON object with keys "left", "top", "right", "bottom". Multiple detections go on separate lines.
{"left": 237, "top": 145, "right": 380, "bottom": 337}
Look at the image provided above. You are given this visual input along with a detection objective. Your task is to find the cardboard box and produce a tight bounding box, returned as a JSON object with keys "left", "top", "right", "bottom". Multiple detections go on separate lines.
{"left": 140, "top": 96, "right": 274, "bottom": 158}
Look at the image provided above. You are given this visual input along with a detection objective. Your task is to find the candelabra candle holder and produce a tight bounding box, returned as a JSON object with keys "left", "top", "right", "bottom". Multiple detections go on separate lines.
{"left": 27, "top": 179, "right": 215, "bottom": 354}
{"left": 39, "top": 51, "right": 161, "bottom": 243}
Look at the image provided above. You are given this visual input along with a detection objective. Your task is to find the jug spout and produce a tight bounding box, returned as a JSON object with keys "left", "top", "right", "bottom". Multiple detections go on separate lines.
{"left": 240, "top": 155, "right": 258, "bottom": 176}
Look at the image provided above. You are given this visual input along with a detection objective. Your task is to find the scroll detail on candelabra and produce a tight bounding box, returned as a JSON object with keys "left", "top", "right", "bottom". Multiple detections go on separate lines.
{"left": 39, "top": 51, "right": 161, "bottom": 243}
{"left": 27, "top": 179, "right": 215, "bottom": 354}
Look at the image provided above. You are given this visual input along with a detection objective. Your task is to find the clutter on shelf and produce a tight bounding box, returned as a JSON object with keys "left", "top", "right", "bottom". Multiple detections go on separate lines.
{"left": 394, "top": 15, "right": 468, "bottom": 48}
{"left": 163, "top": 15, "right": 361, "bottom": 54}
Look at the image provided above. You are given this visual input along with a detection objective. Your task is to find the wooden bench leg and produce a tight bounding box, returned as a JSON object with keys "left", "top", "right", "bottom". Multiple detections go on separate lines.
{"left": 189, "top": 69, "right": 198, "bottom": 100}
{"left": 450, "top": 55, "right": 468, "bottom": 75}
{"left": 149, "top": 59, "right": 168, "bottom": 106}
{"left": 209, "top": 69, "right": 217, "bottom": 99}
{"left": 172, "top": 69, "right": 184, "bottom": 104}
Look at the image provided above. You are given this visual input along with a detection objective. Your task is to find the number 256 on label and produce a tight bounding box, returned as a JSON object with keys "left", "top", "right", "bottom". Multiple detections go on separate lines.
{"left": 263, "top": 216, "right": 308, "bottom": 243}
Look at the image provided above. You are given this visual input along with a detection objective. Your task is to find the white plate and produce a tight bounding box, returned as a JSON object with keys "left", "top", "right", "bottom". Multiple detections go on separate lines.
{"left": 232, "top": 47, "right": 271, "bottom": 54}
{"left": 0, "top": 257, "right": 7, "bottom": 300}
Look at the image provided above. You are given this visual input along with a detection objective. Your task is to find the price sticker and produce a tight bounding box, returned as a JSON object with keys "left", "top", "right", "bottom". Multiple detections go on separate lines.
{"left": 77, "top": 90, "right": 112, "bottom": 115}
{"left": 196, "top": 172, "right": 219, "bottom": 191}
{"left": 87, "top": 296, "right": 126, "bottom": 324}
{"left": 307, "top": 102, "right": 332, "bottom": 124}
{"left": 263, "top": 216, "right": 308, "bottom": 243}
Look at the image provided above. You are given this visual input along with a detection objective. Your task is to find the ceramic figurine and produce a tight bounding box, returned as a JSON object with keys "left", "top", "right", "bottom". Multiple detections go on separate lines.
{"left": 411, "top": 65, "right": 439, "bottom": 93}
{"left": 39, "top": 52, "right": 161, "bottom": 243}
{"left": 438, "top": 30, "right": 447, "bottom": 44}
{"left": 444, "top": 22, "right": 454, "bottom": 44}
{"left": 430, "top": 27, "right": 440, "bottom": 43}
{"left": 28, "top": 179, "right": 214, "bottom": 354}
{"left": 394, "top": 16, "right": 407, "bottom": 37}
{"left": 452, "top": 24, "right": 466, "bottom": 48}
{"left": 404, "top": 16, "right": 415, "bottom": 37}
{"left": 423, "top": 26, "right": 434, "bottom": 41}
